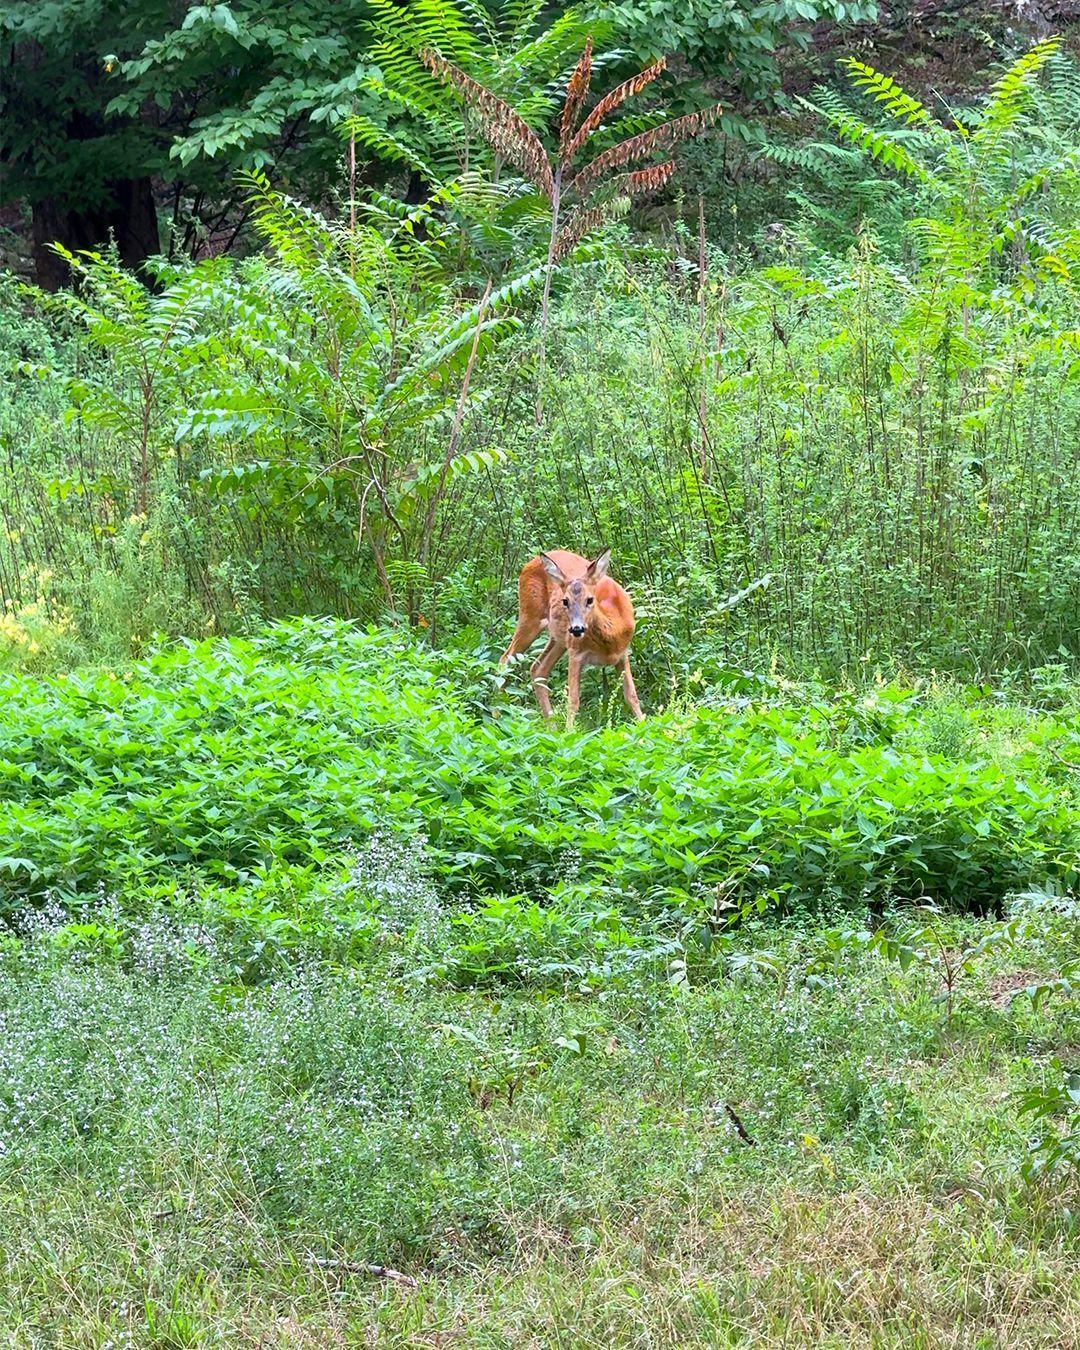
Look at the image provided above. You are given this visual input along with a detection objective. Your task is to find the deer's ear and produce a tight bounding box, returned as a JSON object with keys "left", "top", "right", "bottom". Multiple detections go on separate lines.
{"left": 586, "top": 548, "right": 611, "bottom": 580}
{"left": 540, "top": 553, "right": 568, "bottom": 585}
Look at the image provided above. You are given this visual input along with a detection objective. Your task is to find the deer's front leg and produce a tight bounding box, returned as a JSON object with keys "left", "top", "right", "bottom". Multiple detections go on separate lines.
{"left": 531, "top": 639, "right": 564, "bottom": 720}
{"left": 566, "top": 650, "right": 584, "bottom": 728}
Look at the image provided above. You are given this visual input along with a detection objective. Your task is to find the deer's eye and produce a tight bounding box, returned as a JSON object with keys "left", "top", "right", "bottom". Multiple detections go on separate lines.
{"left": 562, "top": 598, "right": 569, "bottom": 607}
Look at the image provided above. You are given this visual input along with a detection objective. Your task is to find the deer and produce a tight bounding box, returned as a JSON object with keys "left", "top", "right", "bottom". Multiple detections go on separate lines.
{"left": 499, "top": 548, "right": 644, "bottom": 725}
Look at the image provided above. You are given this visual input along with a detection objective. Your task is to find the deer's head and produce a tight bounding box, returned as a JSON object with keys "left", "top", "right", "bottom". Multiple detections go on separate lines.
{"left": 540, "top": 549, "right": 611, "bottom": 638}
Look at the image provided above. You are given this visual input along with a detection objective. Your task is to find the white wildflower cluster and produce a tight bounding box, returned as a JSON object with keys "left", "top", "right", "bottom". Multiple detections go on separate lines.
{"left": 125, "top": 910, "right": 220, "bottom": 980}
{"left": 13, "top": 882, "right": 220, "bottom": 981}
{"left": 344, "top": 831, "right": 447, "bottom": 950}
{"left": 556, "top": 844, "right": 582, "bottom": 889}
{"left": 14, "top": 890, "right": 68, "bottom": 942}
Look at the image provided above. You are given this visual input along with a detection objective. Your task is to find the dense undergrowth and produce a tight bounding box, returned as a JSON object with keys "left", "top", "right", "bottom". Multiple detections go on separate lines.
{"left": 1, "top": 618, "right": 1077, "bottom": 925}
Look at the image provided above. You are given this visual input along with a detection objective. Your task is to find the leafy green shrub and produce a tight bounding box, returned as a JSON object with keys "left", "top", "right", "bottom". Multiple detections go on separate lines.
{"left": 1019, "top": 1065, "right": 1080, "bottom": 1180}
{"left": 0, "top": 619, "right": 1072, "bottom": 918}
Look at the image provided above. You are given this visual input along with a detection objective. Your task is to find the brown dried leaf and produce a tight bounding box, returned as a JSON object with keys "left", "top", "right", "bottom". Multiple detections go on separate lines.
{"left": 559, "top": 38, "right": 593, "bottom": 162}
{"left": 586, "top": 160, "right": 676, "bottom": 202}
{"left": 555, "top": 163, "right": 674, "bottom": 257}
{"left": 421, "top": 49, "right": 554, "bottom": 201}
{"left": 554, "top": 205, "right": 611, "bottom": 259}
{"left": 569, "top": 105, "right": 720, "bottom": 200}
{"left": 565, "top": 56, "right": 668, "bottom": 163}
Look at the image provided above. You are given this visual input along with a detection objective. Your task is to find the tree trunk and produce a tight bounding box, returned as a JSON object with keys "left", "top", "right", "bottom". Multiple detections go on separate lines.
{"left": 404, "top": 170, "right": 430, "bottom": 206}
{"left": 31, "top": 176, "right": 160, "bottom": 291}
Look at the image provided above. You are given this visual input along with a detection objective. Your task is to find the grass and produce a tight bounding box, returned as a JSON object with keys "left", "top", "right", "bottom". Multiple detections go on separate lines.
{"left": 2, "top": 899, "right": 1080, "bottom": 1347}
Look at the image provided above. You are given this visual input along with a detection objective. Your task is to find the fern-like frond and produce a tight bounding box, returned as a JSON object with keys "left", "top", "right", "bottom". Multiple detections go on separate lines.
{"left": 46, "top": 246, "right": 151, "bottom": 342}
{"left": 422, "top": 50, "right": 554, "bottom": 198}
{"left": 983, "top": 38, "right": 1061, "bottom": 133}
{"left": 357, "top": 73, "right": 461, "bottom": 156}
{"left": 368, "top": 36, "right": 455, "bottom": 111}
{"left": 841, "top": 58, "right": 937, "bottom": 129}
{"left": 241, "top": 170, "right": 337, "bottom": 267}
{"left": 579, "top": 108, "right": 669, "bottom": 151}
{"left": 803, "top": 98, "right": 931, "bottom": 181}
{"left": 581, "top": 160, "right": 675, "bottom": 204}
{"left": 344, "top": 114, "right": 442, "bottom": 184}
{"left": 374, "top": 313, "right": 520, "bottom": 423}
{"left": 369, "top": 0, "right": 484, "bottom": 68}
{"left": 408, "top": 444, "right": 510, "bottom": 495}
{"left": 508, "top": 9, "right": 601, "bottom": 85}
{"left": 500, "top": 0, "right": 546, "bottom": 42}
{"left": 559, "top": 37, "right": 592, "bottom": 159}
{"left": 1007, "top": 148, "right": 1080, "bottom": 206}
{"left": 454, "top": 0, "right": 500, "bottom": 47}
{"left": 753, "top": 137, "right": 859, "bottom": 174}
{"left": 462, "top": 258, "right": 550, "bottom": 317}
{"left": 1022, "top": 219, "right": 1080, "bottom": 278}
{"left": 908, "top": 217, "right": 987, "bottom": 281}
{"left": 554, "top": 204, "right": 613, "bottom": 258}
{"left": 1044, "top": 46, "right": 1080, "bottom": 124}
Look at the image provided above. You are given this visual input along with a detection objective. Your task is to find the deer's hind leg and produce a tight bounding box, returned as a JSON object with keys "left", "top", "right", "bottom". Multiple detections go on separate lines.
{"left": 500, "top": 613, "right": 545, "bottom": 665}
{"left": 500, "top": 568, "right": 548, "bottom": 666}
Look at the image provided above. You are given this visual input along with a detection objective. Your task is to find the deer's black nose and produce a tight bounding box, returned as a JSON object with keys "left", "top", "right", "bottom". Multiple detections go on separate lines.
{"left": 569, "top": 625, "right": 585, "bottom": 637}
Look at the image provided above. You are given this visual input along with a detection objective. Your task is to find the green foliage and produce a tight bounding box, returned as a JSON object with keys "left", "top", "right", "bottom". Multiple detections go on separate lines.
{"left": 0, "top": 619, "right": 1072, "bottom": 916}
{"left": 111, "top": 1, "right": 374, "bottom": 177}
{"left": 470, "top": 220, "right": 1080, "bottom": 675}
{"left": 35, "top": 176, "right": 542, "bottom": 622}
{"left": 0, "top": 0, "right": 169, "bottom": 210}
{"left": 597, "top": 0, "right": 878, "bottom": 104}
{"left": 804, "top": 40, "right": 1080, "bottom": 310}
{"left": 435, "top": 890, "right": 686, "bottom": 986}
{"left": 2, "top": 888, "right": 1079, "bottom": 1341}
{"left": 2, "top": 0, "right": 388, "bottom": 280}
{"left": 1, "top": 0, "right": 600, "bottom": 279}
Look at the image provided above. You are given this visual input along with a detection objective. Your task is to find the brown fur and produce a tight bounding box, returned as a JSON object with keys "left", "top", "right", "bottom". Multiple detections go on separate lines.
{"left": 499, "top": 549, "right": 643, "bottom": 725}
